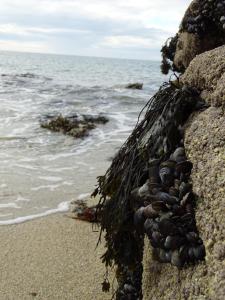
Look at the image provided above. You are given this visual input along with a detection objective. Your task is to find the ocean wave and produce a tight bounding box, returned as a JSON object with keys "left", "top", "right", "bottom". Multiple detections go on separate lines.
{"left": 0, "top": 201, "right": 69, "bottom": 225}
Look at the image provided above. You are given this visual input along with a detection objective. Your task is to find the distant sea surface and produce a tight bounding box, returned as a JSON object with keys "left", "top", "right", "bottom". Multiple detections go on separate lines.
{"left": 0, "top": 51, "right": 167, "bottom": 224}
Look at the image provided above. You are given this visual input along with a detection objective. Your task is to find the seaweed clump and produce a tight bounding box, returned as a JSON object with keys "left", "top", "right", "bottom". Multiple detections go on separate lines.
{"left": 94, "top": 82, "right": 207, "bottom": 299}
{"left": 160, "top": 35, "right": 179, "bottom": 74}
{"left": 41, "top": 114, "right": 108, "bottom": 138}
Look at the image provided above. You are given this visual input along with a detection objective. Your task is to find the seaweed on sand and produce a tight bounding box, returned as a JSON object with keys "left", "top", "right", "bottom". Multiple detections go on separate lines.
{"left": 93, "top": 81, "right": 205, "bottom": 298}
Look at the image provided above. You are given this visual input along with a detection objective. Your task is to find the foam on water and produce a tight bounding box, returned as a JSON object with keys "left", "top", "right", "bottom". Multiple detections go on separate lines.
{"left": 0, "top": 201, "right": 69, "bottom": 225}
{"left": 0, "top": 51, "right": 167, "bottom": 224}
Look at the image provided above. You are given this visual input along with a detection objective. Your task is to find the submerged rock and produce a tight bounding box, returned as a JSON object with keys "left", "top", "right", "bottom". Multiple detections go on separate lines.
{"left": 40, "top": 114, "right": 108, "bottom": 138}
{"left": 126, "top": 83, "right": 143, "bottom": 90}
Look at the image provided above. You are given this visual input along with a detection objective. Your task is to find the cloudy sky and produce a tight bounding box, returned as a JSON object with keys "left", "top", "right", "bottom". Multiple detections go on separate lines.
{"left": 0, "top": 0, "right": 190, "bottom": 60}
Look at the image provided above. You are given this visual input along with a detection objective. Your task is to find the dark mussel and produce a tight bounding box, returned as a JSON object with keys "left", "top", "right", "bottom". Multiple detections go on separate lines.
{"left": 149, "top": 159, "right": 160, "bottom": 186}
{"left": 159, "top": 160, "right": 176, "bottom": 186}
{"left": 188, "top": 247, "right": 196, "bottom": 262}
{"left": 186, "top": 231, "right": 199, "bottom": 244}
{"left": 176, "top": 160, "right": 193, "bottom": 174}
{"left": 158, "top": 219, "right": 179, "bottom": 236}
{"left": 143, "top": 204, "right": 159, "bottom": 218}
{"left": 158, "top": 249, "right": 171, "bottom": 263}
{"left": 171, "top": 250, "right": 184, "bottom": 268}
{"left": 170, "top": 147, "right": 186, "bottom": 163}
{"left": 164, "top": 235, "right": 185, "bottom": 250}
{"left": 155, "top": 191, "right": 178, "bottom": 205}
{"left": 172, "top": 204, "right": 185, "bottom": 216}
{"left": 144, "top": 219, "right": 159, "bottom": 235}
{"left": 179, "top": 182, "right": 193, "bottom": 199}
{"left": 150, "top": 231, "right": 163, "bottom": 248}
{"left": 133, "top": 207, "right": 146, "bottom": 228}
{"left": 151, "top": 201, "right": 168, "bottom": 212}
{"left": 193, "top": 245, "right": 205, "bottom": 261}
{"left": 180, "top": 190, "right": 194, "bottom": 206}
{"left": 169, "top": 187, "right": 179, "bottom": 197}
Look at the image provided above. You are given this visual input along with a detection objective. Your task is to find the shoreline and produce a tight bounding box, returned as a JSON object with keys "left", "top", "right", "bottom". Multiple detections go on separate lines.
{"left": 0, "top": 212, "right": 112, "bottom": 299}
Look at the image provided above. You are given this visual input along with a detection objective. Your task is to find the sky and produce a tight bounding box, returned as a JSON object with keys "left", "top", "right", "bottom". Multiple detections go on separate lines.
{"left": 0, "top": 0, "right": 190, "bottom": 60}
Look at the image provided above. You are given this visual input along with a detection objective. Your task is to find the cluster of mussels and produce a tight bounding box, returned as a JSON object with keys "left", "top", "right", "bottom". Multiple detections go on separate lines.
{"left": 182, "top": 0, "right": 225, "bottom": 35}
{"left": 132, "top": 147, "right": 206, "bottom": 269}
{"left": 115, "top": 263, "right": 143, "bottom": 300}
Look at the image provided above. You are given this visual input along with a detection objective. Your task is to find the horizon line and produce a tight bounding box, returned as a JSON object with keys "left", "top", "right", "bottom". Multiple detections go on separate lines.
{"left": 0, "top": 49, "right": 161, "bottom": 62}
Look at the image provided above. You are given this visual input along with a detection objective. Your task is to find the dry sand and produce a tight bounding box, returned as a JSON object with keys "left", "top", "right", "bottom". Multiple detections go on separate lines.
{"left": 0, "top": 213, "right": 113, "bottom": 300}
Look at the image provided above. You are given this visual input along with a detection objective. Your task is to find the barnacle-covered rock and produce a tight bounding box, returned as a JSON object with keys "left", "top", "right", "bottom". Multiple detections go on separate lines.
{"left": 161, "top": 0, "right": 225, "bottom": 73}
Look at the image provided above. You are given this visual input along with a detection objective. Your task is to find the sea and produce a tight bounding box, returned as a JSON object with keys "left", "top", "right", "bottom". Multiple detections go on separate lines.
{"left": 0, "top": 51, "right": 167, "bottom": 225}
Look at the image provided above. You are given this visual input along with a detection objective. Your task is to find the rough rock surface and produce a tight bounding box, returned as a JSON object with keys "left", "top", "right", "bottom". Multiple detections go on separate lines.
{"left": 181, "top": 45, "right": 225, "bottom": 107}
{"left": 162, "top": 0, "right": 225, "bottom": 73}
{"left": 142, "top": 106, "right": 225, "bottom": 300}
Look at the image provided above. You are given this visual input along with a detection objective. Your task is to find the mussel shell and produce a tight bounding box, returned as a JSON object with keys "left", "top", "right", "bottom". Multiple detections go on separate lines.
{"left": 176, "top": 160, "right": 193, "bottom": 174}
{"left": 150, "top": 231, "right": 163, "bottom": 248}
{"left": 124, "top": 284, "right": 136, "bottom": 293}
{"left": 185, "top": 203, "right": 195, "bottom": 214}
{"left": 170, "top": 147, "right": 186, "bottom": 162}
{"left": 156, "top": 192, "right": 178, "bottom": 204}
{"left": 143, "top": 204, "right": 159, "bottom": 218}
{"left": 179, "top": 245, "right": 189, "bottom": 262}
{"left": 180, "top": 213, "right": 194, "bottom": 223}
{"left": 174, "top": 179, "right": 181, "bottom": 190}
{"left": 188, "top": 247, "right": 195, "bottom": 261}
{"left": 160, "top": 160, "right": 176, "bottom": 169}
{"left": 180, "top": 191, "right": 194, "bottom": 207}
{"left": 171, "top": 250, "right": 184, "bottom": 268}
{"left": 186, "top": 232, "right": 199, "bottom": 244}
{"left": 149, "top": 159, "right": 160, "bottom": 185}
{"left": 144, "top": 219, "right": 159, "bottom": 234}
{"left": 159, "top": 167, "right": 174, "bottom": 186}
{"left": 164, "top": 235, "right": 185, "bottom": 250}
{"left": 138, "top": 181, "right": 150, "bottom": 198}
{"left": 193, "top": 245, "right": 206, "bottom": 260}
{"left": 179, "top": 183, "right": 193, "bottom": 199}
{"left": 172, "top": 204, "right": 185, "bottom": 216}
{"left": 169, "top": 187, "right": 179, "bottom": 197}
{"left": 165, "top": 250, "right": 172, "bottom": 262}
{"left": 159, "top": 212, "right": 173, "bottom": 221}
{"left": 158, "top": 219, "right": 179, "bottom": 236}
{"left": 151, "top": 201, "right": 168, "bottom": 212}
{"left": 133, "top": 207, "right": 146, "bottom": 227}
{"left": 158, "top": 249, "right": 170, "bottom": 263}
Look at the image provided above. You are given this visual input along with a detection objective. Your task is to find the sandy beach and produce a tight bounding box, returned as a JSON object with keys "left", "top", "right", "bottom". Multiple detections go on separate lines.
{"left": 0, "top": 213, "right": 113, "bottom": 300}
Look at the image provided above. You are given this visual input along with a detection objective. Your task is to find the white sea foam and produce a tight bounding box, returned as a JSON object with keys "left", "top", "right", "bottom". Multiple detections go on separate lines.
{"left": 39, "top": 176, "right": 62, "bottom": 182}
{"left": 15, "top": 196, "right": 30, "bottom": 202}
{"left": 0, "top": 203, "right": 21, "bottom": 208}
{"left": 31, "top": 184, "right": 59, "bottom": 191}
{"left": 0, "top": 201, "right": 69, "bottom": 225}
{"left": 77, "top": 193, "right": 91, "bottom": 200}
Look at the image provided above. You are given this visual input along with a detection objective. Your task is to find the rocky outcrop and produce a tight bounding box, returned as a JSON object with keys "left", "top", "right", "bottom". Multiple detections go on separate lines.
{"left": 181, "top": 45, "right": 225, "bottom": 107}
{"left": 142, "top": 47, "right": 225, "bottom": 300}
{"left": 142, "top": 107, "right": 225, "bottom": 300}
{"left": 161, "top": 0, "right": 225, "bottom": 73}
{"left": 126, "top": 83, "right": 143, "bottom": 90}
{"left": 41, "top": 114, "right": 108, "bottom": 138}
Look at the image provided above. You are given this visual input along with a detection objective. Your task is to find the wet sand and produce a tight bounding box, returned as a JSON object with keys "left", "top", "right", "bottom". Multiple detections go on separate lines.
{"left": 0, "top": 213, "right": 113, "bottom": 300}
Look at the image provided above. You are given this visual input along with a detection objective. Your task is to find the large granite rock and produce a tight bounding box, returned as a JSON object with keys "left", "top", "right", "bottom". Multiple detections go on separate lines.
{"left": 142, "top": 47, "right": 225, "bottom": 300}
{"left": 161, "top": 0, "right": 225, "bottom": 73}
{"left": 142, "top": 106, "right": 225, "bottom": 300}
{"left": 181, "top": 45, "right": 225, "bottom": 107}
